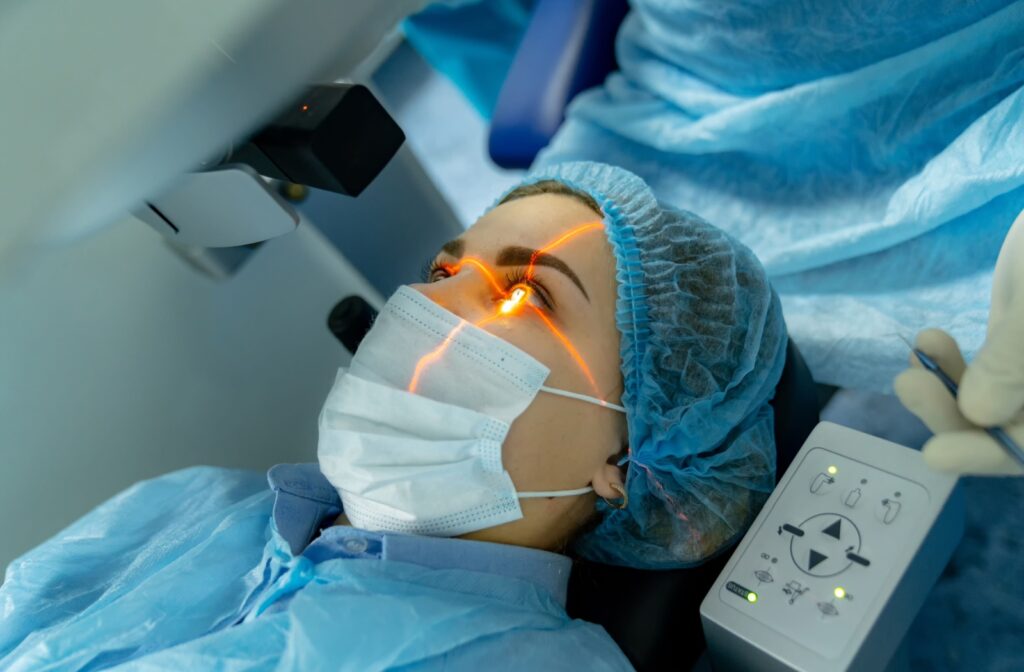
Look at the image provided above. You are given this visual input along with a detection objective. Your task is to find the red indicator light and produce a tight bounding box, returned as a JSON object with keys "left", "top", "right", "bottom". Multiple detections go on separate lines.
{"left": 300, "top": 104, "right": 310, "bottom": 112}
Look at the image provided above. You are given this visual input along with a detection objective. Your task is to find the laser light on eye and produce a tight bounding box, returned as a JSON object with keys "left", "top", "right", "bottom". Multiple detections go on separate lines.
{"left": 501, "top": 287, "right": 528, "bottom": 314}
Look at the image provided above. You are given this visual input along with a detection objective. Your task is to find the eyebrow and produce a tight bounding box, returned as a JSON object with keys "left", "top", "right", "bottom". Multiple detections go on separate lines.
{"left": 441, "top": 239, "right": 465, "bottom": 257}
{"left": 438, "top": 238, "right": 590, "bottom": 302}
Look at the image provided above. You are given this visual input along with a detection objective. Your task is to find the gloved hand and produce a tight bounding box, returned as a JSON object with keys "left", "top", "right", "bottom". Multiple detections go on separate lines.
{"left": 894, "top": 210, "right": 1024, "bottom": 476}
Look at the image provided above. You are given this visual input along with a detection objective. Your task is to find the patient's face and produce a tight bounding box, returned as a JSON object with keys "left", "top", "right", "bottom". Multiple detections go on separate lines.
{"left": 413, "top": 192, "right": 628, "bottom": 552}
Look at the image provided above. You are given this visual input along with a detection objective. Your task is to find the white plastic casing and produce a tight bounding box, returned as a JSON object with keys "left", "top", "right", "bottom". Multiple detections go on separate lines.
{"left": 700, "top": 422, "right": 963, "bottom": 672}
{"left": 134, "top": 165, "right": 298, "bottom": 248}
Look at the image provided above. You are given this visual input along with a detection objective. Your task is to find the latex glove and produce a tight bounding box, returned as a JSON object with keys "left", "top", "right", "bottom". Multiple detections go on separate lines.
{"left": 894, "top": 210, "right": 1024, "bottom": 476}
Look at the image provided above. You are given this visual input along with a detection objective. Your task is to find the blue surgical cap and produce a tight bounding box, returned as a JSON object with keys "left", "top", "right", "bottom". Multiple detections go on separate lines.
{"left": 497, "top": 162, "right": 788, "bottom": 569}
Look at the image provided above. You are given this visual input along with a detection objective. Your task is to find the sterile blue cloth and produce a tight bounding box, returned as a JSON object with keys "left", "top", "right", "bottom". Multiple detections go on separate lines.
{"left": 534, "top": 0, "right": 1024, "bottom": 389}
{"left": 403, "top": 0, "right": 536, "bottom": 119}
{"left": 0, "top": 464, "right": 632, "bottom": 671}
{"left": 499, "top": 162, "right": 787, "bottom": 569}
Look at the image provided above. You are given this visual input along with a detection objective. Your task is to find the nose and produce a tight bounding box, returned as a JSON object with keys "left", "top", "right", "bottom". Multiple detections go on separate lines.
{"left": 410, "top": 266, "right": 497, "bottom": 324}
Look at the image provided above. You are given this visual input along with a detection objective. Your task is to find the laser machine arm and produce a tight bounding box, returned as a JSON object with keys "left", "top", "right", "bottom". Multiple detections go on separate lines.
{"left": 0, "top": 0, "right": 428, "bottom": 260}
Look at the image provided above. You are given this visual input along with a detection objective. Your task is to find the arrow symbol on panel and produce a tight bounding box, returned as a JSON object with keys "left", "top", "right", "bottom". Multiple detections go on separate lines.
{"left": 822, "top": 519, "right": 842, "bottom": 540}
{"left": 808, "top": 549, "right": 828, "bottom": 570}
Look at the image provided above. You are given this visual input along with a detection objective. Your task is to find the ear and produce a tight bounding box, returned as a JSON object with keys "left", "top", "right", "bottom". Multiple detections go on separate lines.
{"left": 591, "top": 459, "right": 626, "bottom": 500}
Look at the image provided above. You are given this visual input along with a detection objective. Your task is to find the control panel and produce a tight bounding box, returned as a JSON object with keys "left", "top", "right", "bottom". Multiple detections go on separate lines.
{"left": 701, "top": 422, "right": 963, "bottom": 672}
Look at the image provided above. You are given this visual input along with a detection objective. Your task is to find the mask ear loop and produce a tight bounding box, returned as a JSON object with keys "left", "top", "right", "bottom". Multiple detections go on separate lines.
{"left": 531, "top": 387, "right": 627, "bottom": 505}
{"left": 539, "top": 386, "right": 627, "bottom": 413}
{"left": 518, "top": 486, "right": 594, "bottom": 498}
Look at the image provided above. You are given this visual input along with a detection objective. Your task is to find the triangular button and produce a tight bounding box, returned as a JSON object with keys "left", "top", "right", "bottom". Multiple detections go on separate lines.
{"left": 808, "top": 549, "right": 828, "bottom": 570}
{"left": 823, "top": 519, "right": 842, "bottom": 540}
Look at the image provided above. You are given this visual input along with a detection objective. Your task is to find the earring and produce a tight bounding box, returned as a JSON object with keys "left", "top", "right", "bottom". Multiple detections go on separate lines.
{"left": 602, "top": 482, "right": 628, "bottom": 510}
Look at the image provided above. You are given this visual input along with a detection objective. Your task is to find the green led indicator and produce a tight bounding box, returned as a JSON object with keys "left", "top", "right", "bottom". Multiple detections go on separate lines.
{"left": 727, "top": 580, "right": 759, "bottom": 605}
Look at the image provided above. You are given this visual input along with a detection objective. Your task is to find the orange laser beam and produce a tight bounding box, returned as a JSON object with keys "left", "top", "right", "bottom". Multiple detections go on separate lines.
{"left": 527, "top": 305, "right": 603, "bottom": 400}
{"left": 408, "top": 313, "right": 502, "bottom": 393}
{"left": 527, "top": 221, "right": 603, "bottom": 279}
{"left": 453, "top": 257, "right": 505, "bottom": 295}
{"left": 408, "top": 321, "right": 467, "bottom": 393}
{"left": 474, "top": 313, "right": 502, "bottom": 329}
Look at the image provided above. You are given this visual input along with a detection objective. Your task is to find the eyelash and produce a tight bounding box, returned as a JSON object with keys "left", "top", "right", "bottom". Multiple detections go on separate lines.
{"left": 504, "top": 267, "right": 555, "bottom": 310}
{"left": 421, "top": 259, "right": 555, "bottom": 311}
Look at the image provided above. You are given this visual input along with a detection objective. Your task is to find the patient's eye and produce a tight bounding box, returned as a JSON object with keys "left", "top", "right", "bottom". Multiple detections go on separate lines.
{"left": 504, "top": 268, "right": 554, "bottom": 311}
{"left": 423, "top": 259, "right": 454, "bottom": 283}
{"left": 420, "top": 259, "right": 554, "bottom": 312}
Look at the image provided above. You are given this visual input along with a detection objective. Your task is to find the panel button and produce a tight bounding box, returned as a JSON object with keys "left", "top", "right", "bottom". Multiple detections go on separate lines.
{"left": 782, "top": 523, "right": 804, "bottom": 537}
{"left": 790, "top": 513, "right": 862, "bottom": 577}
{"left": 808, "top": 549, "right": 828, "bottom": 570}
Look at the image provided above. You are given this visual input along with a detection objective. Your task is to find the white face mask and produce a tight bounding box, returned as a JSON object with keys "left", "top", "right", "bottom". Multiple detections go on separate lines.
{"left": 317, "top": 285, "right": 626, "bottom": 537}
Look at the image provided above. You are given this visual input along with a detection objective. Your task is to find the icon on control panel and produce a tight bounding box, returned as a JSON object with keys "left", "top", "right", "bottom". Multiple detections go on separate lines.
{"left": 817, "top": 601, "right": 839, "bottom": 617}
{"left": 755, "top": 553, "right": 777, "bottom": 584}
{"left": 844, "top": 488, "right": 861, "bottom": 508}
{"left": 879, "top": 497, "right": 902, "bottom": 524}
{"left": 816, "top": 587, "right": 849, "bottom": 618}
{"left": 782, "top": 580, "right": 809, "bottom": 605}
{"left": 810, "top": 472, "right": 835, "bottom": 494}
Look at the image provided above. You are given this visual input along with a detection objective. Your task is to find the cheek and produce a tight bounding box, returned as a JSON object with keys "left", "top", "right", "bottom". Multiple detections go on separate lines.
{"left": 483, "top": 291, "right": 622, "bottom": 402}
{"left": 500, "top": 394, "right": 620, "bottom": 486}
{"left": 589, "top": 333, "right": 623, "bottom": 393}
{"left": 485, "top": 316, "right": 564, "bottom": 371}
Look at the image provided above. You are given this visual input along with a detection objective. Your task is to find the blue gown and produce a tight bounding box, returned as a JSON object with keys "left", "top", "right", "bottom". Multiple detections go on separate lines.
{"left": 0, "top": 465, "right": 633, "bottom": 671}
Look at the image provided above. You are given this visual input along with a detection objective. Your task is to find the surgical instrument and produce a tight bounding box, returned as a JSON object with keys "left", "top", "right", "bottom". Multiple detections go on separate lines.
{"left": 910, "top": 346, "right": 1024, "bottom": 468}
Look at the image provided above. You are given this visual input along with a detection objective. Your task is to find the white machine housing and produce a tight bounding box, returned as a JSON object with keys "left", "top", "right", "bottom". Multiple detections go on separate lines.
{"left": 0, "top": 0, "right": 427, "bottom": 264}
{"left": 700, "top": 422, "right": 964, "bottom": 672}
{"left": 134, "top": 165, "right": 298, "bottom": 248}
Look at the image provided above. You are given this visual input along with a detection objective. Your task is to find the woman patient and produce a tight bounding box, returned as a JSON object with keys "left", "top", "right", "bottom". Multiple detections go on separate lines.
{"left": 0, "top": 162, "right": 786, "bottom": 670}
